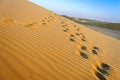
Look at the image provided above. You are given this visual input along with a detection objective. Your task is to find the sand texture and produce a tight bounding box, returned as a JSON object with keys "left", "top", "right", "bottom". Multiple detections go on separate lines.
{"left": 0, "top": 0, "right": 120, "bottom": 80}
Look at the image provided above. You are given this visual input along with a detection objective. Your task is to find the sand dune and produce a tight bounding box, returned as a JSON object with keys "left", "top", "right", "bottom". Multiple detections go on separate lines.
{"left": 0, "top": 0, "right": 120, "bottom": 80}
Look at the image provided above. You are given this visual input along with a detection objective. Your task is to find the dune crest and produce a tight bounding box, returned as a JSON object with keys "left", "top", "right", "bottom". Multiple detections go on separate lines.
{"left": 0, "top": 0, "right": 120, "bottom": 80}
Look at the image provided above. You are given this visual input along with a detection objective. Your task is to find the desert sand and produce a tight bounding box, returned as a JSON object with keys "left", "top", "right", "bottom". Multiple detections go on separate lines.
{"left": 0, "top": 0, "right": 120, "bottom": 80}
{"left": 86, "top": 25, "right": 120, "bottom": 40}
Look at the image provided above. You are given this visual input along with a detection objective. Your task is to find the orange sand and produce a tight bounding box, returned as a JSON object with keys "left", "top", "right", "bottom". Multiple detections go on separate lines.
{"left": 0, "top": 0, "right": 120, "bottom": 80}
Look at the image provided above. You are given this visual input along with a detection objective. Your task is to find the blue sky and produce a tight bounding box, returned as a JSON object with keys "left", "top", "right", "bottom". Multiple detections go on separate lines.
{"left": 29, "top": 0, "right": 120, "bottom": 23}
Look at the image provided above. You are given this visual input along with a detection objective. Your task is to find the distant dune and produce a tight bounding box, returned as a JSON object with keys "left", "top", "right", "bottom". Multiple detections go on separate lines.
{"left": 0, "top": 0, "right": 120, "bottom": 80}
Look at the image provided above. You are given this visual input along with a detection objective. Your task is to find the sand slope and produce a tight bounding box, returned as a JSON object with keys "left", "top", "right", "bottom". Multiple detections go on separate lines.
{"left": 0, "top": 0, "right": 120, "bottom": 80}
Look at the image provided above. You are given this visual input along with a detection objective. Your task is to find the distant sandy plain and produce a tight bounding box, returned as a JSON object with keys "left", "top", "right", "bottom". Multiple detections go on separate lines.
{"left": 86, "top": 26, "right": 120, "bottom": 40}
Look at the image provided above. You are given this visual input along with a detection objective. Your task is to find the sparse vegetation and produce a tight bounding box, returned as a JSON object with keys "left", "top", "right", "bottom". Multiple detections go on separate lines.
{"left": 62, "top": 15, "right": 120, "bottom": 31}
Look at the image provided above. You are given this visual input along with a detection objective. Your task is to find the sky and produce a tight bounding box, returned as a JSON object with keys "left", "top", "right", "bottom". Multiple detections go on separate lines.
{"left": 29, "top": 0, "right": 120, "bottom": 23}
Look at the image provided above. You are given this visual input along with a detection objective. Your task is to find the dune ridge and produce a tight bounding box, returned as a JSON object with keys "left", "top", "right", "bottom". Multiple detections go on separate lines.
{"left": 0, "top": 0, "right": 120, "bottom": 80}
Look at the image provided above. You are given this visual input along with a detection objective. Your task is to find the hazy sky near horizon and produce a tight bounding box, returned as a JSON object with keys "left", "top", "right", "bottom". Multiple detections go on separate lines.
{"left": 29, "top": 0, "right": 120, "bottom": 23}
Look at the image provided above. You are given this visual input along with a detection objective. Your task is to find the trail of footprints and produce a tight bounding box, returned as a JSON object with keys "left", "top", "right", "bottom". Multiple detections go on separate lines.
{"left": 60, "top": 20, "right": 111, "bottom": 80}
{"left": 22, "top": 13, "right": 58, "bottom": 27}
{"left": 1, "top": 15, "right": 111, "bottom": 80}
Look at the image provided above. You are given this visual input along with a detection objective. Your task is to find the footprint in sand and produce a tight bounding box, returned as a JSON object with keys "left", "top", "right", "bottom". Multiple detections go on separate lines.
{"left": 62, "top": 25, "right": 68, "bottom": 28}
{"left": 41, "top": 20, "right": 46, "bottom": 25}
{"left": 93, "top": 46, "right": 99, "bottom": 50}
{"left": 24, "top": 22, "right": 38, "bottom": 28}
{"left": 96, "top": 66, "right": 109, "bottom": 75}
{"left": 44, "top": 18, "right": 47, "bottom": 20}
{"left": 80, "top": 52, "right": 89, "bottom": 59}
{"left": 76, "top": 28, "right": 80, "bottom": 31}
{"left": 95, "top": 71, "right": 106, "bottom": 80}
{"left": 82, "top": 35, "right": 86, "bottom": 38}
{"left": 80, "top": 33, "right": 84, "bottom": 35}
{"left": 92, "top": 62, "right": 110, "bottom": 80}
{"left": 48, "top": 16, "right": 53, "bottom": 20}
{"left": 69, "top": 37, "right": 75, "bottom": 42}
{"left": 63, "top": 28, "right": 69, "bottom": 32}
{"left": 74, "top": 32, "right": 87, "bottom": 42}
{"left": 101, "top": 63, "right": 110, "bottom": 70}
{"left": 42, "top": 22, "right": 46, "bottom": 25}
{"left": 79, "top": 34, "right": 86, "bottom": 42}
{"left": 81, "top": 46, "right": 87, "bottom": 51}
{"left": 69, "top": 34, "right": 76, "bottom": 42}
{"left": 91, "top": 46, "right": 100, "bottom": 55}
{"left": 75, "top": 33, "right": 80, "bottom": 36}
{"left": 25, "top": 24, "right": 33, "bottom": 27}
{"left": 81, "top": 38, "right": 86, "bottom": 41}
{"left": 91, "top": 49, "right": 98, "bottom": 55}
{"left": 61, "top": 23, "right": 68, "bottom": 28}
{"left": 70, "top": 34, "right": 75, "bottom": 38}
